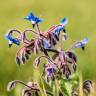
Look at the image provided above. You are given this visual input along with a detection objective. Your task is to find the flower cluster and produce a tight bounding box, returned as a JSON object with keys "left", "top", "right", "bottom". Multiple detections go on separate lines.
{"left": 5, "top": 12, "right": 94, "bottom": 96}
{"left": 5, "top": 12, "right": 69, "bottom": 65}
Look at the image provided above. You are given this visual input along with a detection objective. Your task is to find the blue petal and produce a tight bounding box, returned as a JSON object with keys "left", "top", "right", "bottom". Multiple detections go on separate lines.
{"left": 81, "top": 38, "right": 88, "bottom": 44}
{"left": 73, "top": 38, "right": 88, "bottom": 48}
{"left": 43, "top": 39, "right": 51, "bottom": 49}
{"left": 47, "top": 68, "right": 52, "bottom": 76}
{"left": 24, "top": 12, "right": 43, "bottom": 24}
{"left": 24, "top": 12, "right": 35, "bottom": 21}
{"left": 53, "top": 18, "right": 68, "bottom": 35}
{"left": 5, "top": 34, "right": 13, "bottom": 41}
{"left": 60, "top": 17, "right": 68, "bottom": 26}
{"left": 35, "top": 17, "right": 43, "bottom": 24}
{"left": 5, "top": 34, "right": 20, "bottom": 45}
{"left": 12, "top": 38, "right": 20, "bottom": 45}
{"left": 54, "top": 26, "right": 64, "bottom": 35}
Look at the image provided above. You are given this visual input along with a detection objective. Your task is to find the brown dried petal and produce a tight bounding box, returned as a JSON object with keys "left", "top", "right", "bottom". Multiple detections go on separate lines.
{"left": 16, "top": 56, "right": 21, "bottom": 65}
{"left": 21, "top": 56, "right": 26, "bottom": 64}
{"left": 34, "top": 47, "right": 38, "bottom": 55}
{"left": 66, "top": 51, "right": 77, "bottom": 63}
{"left": 72, "top": 63, "right": 77, "bottom": 72}
{"left": 26, "top": 49, "right": 31, "bottom": 55}
{"left": 52, "top": 53, "right": 59, "bottom": 60}
{"left": 25, "top": 54, "right": 29, "bottom": 60}
{"left": 63, "top": 65, "right": 71, "bottom": 79}
{"left": 54, "top": 34, "right": 59, "bottom": 41}
{"left": 34, "top": 57, "right": 41, "bottom": 68}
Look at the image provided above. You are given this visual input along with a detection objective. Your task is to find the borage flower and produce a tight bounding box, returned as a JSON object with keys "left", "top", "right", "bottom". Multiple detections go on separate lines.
{"left": 7, "top": 80, "right": 39, "bottom": 96}
{"left": 15, "top": 46, "right": 31, "bottom": 65}
{"left": 52, "top": 50, "right": 75, "bottom": 79}
{"left": 47, "top": 38, "right": 88, "bottom": 79}
{"left": 24, "top": 12, "right": 43, "bottom": 28}
{"left": 34, "top": 49, "right": 76, "bottom": 81}
{"left": 7, "top": 80, "right": 53, "bottom": 96}
{"left": 72, "top": 38, "right": 88, "bottom": 50}
{"left": 54, "top": 17, "right": 68, "bottom": 35}
{"left": 5, "top": 29, "right": 22, "bottom": 47}
{"left": 44, "top": 64, "right": 56, "bottom": 83}
{"left": 42, "top": 18, "right": 68, "bottom": 48}
{"left": 34, "top": 55, "right": 59, "bottom": 83}
{"left": 15, "top": 28, "right": 50, "bottom": 65}
{"left": 15, "top": 37, "right": 49, "bottom": 65}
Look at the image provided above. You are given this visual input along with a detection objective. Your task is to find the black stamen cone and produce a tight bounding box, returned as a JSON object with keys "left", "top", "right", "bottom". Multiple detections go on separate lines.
{"left": 63, "top": 29, "right": 66, "bottom": 33}
{"left": 9, "top": 44, "right": 12, "bottom": 47}
{"left": 32, "top": 24, "right": 35, "bottom": 28}
{"left": 81, "top": 46, "right": 85, "bottom": 51}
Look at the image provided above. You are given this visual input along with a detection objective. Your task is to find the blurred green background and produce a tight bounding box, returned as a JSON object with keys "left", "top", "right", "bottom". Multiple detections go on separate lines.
{"left": 0, "top": 0, "right": 96, "bottom": 95}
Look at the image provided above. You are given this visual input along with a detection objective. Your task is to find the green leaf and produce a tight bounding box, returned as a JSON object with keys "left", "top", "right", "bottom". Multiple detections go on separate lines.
{"left": 64, "top": 82, "right": 72, "bottom": 96}
{"left": 61, "top": 80, "right": 69, "bottom": 96}
{"left": 60, "top": 79, "right": 73, "bottom": 96}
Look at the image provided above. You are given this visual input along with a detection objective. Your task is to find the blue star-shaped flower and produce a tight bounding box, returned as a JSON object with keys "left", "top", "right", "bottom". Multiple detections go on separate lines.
{"left": 5, "top": 34, "right": 20, "bottom": 47}
{"left": 24, "top": 12, "right": 43, "bottom": 25}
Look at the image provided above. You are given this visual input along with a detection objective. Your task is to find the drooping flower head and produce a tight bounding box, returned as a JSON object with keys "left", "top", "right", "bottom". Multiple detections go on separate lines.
{"left": 5, "top": 34, "right": 20, "bottom": 47}
{"left": 44, "top": 64, "right": 56, "bottom": 83}
{"left": 54, "top": 17, "right": 68, "bottom": 34}
{"left": 41, "top": 18, "right": 68, "bottom": 49}
{"left": 72, "top": 38, "right": 88, "bottom": 50}
{"left": 4, "top": 30, "right": 21, "bottom": 47}
{"left": 53, "top": 17, "right": 68, "bottom": 42}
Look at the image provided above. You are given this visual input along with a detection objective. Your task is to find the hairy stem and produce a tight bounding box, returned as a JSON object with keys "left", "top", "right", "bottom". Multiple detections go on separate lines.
{"left": 36, "top": 24, "right": 41, "bottom": 36}
{"left": 8, "top": 29, "right": 21, "bottom": 35}
{"left": 46, "top": 48, "right": 59, "bottom": 53}
{"left": 66, "top": 41, "right": 79, "bottom": 51}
